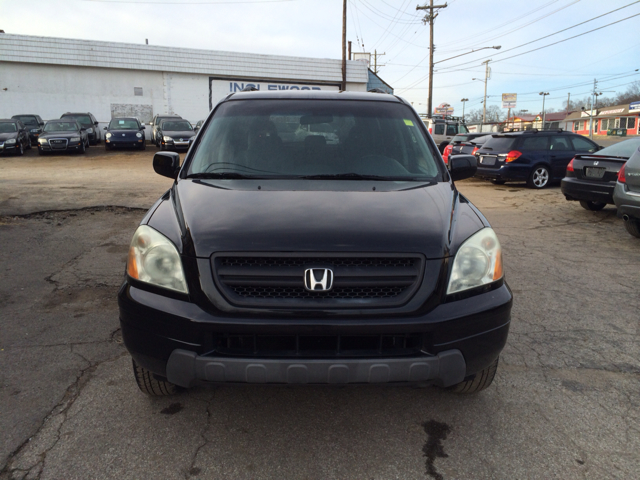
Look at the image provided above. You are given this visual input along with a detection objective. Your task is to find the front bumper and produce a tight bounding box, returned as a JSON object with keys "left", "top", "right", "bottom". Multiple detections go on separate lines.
{"left": 561, "top": 177, "right": 615, "bottom": 204}
{"left": 118, "top": 281, "right": 512, "bottom": 388}
{"left": 38, "top": 142, "right": 84, "bottom": 152}
{"left": 107, "top": 138, "right": 144, "bottom": 148}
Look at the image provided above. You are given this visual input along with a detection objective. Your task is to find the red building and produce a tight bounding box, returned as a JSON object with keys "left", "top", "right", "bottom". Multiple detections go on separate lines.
{"left": 564, "top": 102, "right": 639, "bottom": 138}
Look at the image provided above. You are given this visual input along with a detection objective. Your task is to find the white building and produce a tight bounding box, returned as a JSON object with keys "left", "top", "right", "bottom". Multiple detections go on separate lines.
{"left": 0, "top": 33, "right": 369, "bottom": 136}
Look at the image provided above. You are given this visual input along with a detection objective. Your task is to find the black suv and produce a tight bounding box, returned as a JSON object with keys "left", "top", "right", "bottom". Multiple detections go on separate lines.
{"left": 60, "top": 112, "right": 101, "bottom": 145}
{"left": 119, "top": 91, "right": 512, "bottom": 396}
{"left": 474, "top": 130, "right": 600, "bottom": 188}
{"left": 11, "top": 114, "right": 44, "bottom": 145}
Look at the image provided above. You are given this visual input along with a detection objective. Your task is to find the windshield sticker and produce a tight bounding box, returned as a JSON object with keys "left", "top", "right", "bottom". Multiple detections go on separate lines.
{"left": 119, "top": 120, "right": 125, "bottom": 124}
{"left": 404, "top": 119, "right": 414, "bottom": 126}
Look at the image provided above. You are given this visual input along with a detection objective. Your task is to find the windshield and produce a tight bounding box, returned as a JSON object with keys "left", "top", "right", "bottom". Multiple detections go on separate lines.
{"left": 44, "top": 121, "right": 78, "bottom": 132}
{"left": 458, "top": 124, "right": 469, "bottom": 133}
{"left": 63, "top": 115, "right": 92, "bottom": 126}
{"left": 162, "top": 121, "right": 193, "bottom": 131}
{"left": 13, "top": 116, "right": 37, "bottom": 126}
{"left": 0, "top": 123, "right": 17, "bottom": 133}
{"left": 188, "top": 99, "right": 441, "bottom": 180}
{"left": 109, "top": 119, "right": 139, "bottom": 130}
{"left": 593, "top": 138, "right": 640, "bottom": 158}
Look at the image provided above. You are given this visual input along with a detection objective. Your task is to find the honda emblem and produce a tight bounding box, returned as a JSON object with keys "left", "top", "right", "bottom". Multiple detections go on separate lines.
{"left": 304, "top": 268, "right": 334, "bottom": 292}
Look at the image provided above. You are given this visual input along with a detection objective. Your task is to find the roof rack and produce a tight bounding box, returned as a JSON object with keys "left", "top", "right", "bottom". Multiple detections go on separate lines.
{"left": 368, "top": 88, "right": 388, "bottom": 94}
{"left": 241, "top": 85, "right": 259, "bottom": 92}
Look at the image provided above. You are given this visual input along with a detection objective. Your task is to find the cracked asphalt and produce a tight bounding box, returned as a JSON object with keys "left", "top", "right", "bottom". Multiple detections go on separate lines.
{"left": 1, "top": 148, "right": 639, "bottom": 479}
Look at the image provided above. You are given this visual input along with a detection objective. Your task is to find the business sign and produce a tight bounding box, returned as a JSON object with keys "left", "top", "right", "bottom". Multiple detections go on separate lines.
{"left": 598, "top": 108, "right": 625, "bottom": 116}
{"left": 502, "top": 93, "right": 517, "bottom": 109}
{"left": 434, "top": 102, "right": 454, "bottom": 115}
{"left": 629, "top": 101, "right": 640, "bottom": 112}
{"left": 208, "top": 77, "right": 340, "bottom": 110}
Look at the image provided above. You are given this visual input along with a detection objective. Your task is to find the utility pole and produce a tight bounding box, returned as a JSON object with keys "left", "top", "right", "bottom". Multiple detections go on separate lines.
{"left": 417, "top": 1, "right": 448, "bottom": 118}
{"left": 566, "top": 92, "right": 571, "bottom": 114}
{"left": 348, "top": 41, "right": 352, "bottom": 60}
{"left": 372, "top": 50, "right": 386, "bottom": 74}
{"left": 481, "top": 59, "right": 491, "bottom": 124}
{"left": 589, "top": 78, "right": 598, "bottom": 139}
{"left": 341, "top": 0, "right": 347, "bottom": 91}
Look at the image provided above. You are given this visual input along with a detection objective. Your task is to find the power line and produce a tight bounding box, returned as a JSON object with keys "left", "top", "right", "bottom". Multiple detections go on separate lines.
{"left": 83, "top": 0, "right": 297, "bottom": 3}
{"left": 437, "top": 4, "right": 640, "bottom": 72}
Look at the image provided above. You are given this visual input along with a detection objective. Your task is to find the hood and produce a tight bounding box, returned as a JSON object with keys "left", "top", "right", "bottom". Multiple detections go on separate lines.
{"left": 170, "top": 180, "right": 483, "bottom": 258}
{"left": 40, "top": 131, "right": 78, "bottom": 139}
{"left": 0, "top": 132, "right": 18, "bottom": 141}
{"left": 165, "top": 130, "right": 194, "bottom": 139}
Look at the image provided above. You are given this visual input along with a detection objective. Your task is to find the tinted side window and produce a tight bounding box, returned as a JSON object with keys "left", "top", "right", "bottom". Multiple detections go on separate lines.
{"left": 434, "top": 124, "right": 445, "bottom": 135}
{"left": 571, "top": 136, "right": 597, "bottom": 153}
{"left": 549, "top": 136, "right": 571, "bottom": 151}
{"left": 446, "top": 125, "right": 456, "bottom": 136}
{"left": 520, "top": 136, "right": 548, "bottom": 151}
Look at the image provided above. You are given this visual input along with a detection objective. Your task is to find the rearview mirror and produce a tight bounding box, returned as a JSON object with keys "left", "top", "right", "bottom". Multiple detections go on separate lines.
{"left": 449, "top": 155, "right": 477, "bottom": 182}
{"left": 153, "top": 152, "right": 181, "bottom": 179}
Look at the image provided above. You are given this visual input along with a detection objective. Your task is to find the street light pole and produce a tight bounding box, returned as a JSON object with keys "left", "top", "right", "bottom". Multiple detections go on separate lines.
{"left": 480, "top": 60, "right": 491, "bottom": 124}
{"left": 539, "top": 92, "right": 549, "bottom": 130}
{"left": 461, "top": 98, "right": 469, "bottom": 122}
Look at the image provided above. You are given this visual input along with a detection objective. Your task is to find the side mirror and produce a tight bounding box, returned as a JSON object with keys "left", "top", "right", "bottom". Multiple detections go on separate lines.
{"left": 103, "top": 126, "right": 108, "bottom": 130}
{"left": 140, "top": 125, "right": 146, "bottom": 130}
{"left": 153, "top": 152, "right": 181, "bottom": 179}
{"left": 449, "top": 155, "right": 477, "bottom": 182}
{"left": 80, "top": 127, "right": 87, "bottom": 131}
{"left": 94, "top": 121, "right": 99, "bottom": 126}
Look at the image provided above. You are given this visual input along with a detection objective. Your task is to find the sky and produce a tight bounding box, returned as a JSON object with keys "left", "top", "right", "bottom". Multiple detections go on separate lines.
{"left": 2, "top": 0, "right": 639, "bottom": 117}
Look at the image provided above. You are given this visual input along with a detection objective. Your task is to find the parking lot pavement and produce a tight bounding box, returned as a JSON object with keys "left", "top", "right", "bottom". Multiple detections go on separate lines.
{"left": 1, "top": 149, "right": 639, "bottom": 479}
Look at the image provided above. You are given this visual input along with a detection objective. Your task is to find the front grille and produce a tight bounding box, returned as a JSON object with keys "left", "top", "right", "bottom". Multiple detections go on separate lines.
{"left": 212, "top": 253, "right": 424, "bottom": 309}
{"left": 209, "top": 333, "right": 424, "bottom": 358}
{"left": 49, "top": 138, "right": 68, "bottom": 150}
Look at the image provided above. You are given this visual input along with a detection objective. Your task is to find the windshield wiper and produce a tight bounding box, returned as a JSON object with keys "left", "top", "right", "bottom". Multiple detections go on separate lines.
{"left": 186, "top": 172, "right": 259, "bottom": 179}
{"left": 299, "top": 173, "right": 426, "bottom": 181}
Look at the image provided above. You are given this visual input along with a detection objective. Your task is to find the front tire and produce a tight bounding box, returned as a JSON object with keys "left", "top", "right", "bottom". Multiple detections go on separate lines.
{"left": 438, "top": 141, "right": 449, "bottom": 154}
{"left": 132, "top": 359, "right": 179, "bottom": 396}
{"left": 527, "top": 165, "right": 550, "bottom": 189}
{"left": 580, "top": 200, "right": 606, "bottom": 211}
{"left": 449, "top": 357, "right": 499, "bottom": 394}
{"left": 79, "top": 140, "right": 86, "bottom": 154}
{"left": 38, "top": 148, "right": 47, "bottom": 156}
{"left": 624, "top": 218, "right": 640, "bottom": 238}
{"left": 17, "top": 142, "right": 24, "bottom": 156}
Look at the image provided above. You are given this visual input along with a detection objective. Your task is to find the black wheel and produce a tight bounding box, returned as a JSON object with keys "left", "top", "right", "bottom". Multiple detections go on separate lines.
{"left": 438, "top": 141, "right": 449, "bottom": 154}
{"left": 105, "top": 143, "right": 111, "bottom": 151}
{"left": 139, "top": 140, "right": 146, "bottom": 151}
{"left": 17, "top": 142, "right": 24, "bottom": 156}
{"left": 79, "top": 140, "right": 86, "bottom": 154}
{"left": 491, "top": 180, "right": 506, "bottom": 185}
{"left": 25, "top": 139, "right": 31, "bottom": 150}
{"left": 526, "top": 165, "right": 550, "bottom": 189}
{"left": 579, "top": 200, "right": 606, "bottom": 211}
{"left": 625, "top": 218, "right": 640, "bottom": 238}
{"left": 38, "top": 148, "right": 47, "bottom": 156}
{"left": 449, "top": 357, "right": 499, "bottom": 394}
{"left": 132, "top": 359, "right": 179, "bottom": 396}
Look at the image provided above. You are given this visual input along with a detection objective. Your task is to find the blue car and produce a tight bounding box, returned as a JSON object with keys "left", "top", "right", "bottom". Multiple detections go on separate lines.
{"left": 474, "top": 130, "right": 601, "bottom": 189}
{"left": 104, "top": 117, "right": 146, "bottom": 150}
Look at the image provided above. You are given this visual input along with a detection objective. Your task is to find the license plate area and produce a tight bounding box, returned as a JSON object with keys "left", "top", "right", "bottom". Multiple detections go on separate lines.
{"left": 480, "top": 155, "right": 496, "bottom": 166}
{"left": 585, "top": 167, "right": 605, "bottom": 179}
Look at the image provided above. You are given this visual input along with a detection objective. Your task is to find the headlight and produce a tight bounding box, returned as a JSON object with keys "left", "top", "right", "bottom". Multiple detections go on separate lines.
{"left": 127, "top": 225, "right": 188, "bottom": 293}
{"left": 105, "top": 133, "right": 112, "bottom": 139}
{"left": 39, "top": 138, "right": 48, "bottom": 144}
{"left": 163, "top": 136, "right": 173, "bottom": 142}
{"left": 136, "top": 132, "right": 143, "bottom": 138}
{"left": 86, "top": 128, "right": 94, "bottom": 134}
{"left": 71, "top": 137, "right": 81, "bottom": 142}
{"left": 6, "top": 139, "right": 16, "bottom": 144}
{"left": 447, "top": 228, "right": 503, "bottom": 294}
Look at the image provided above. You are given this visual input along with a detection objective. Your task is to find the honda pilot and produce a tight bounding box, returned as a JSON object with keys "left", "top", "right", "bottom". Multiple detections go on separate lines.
{"left": 118, "top": 91, "right": 512, "bottom": 396}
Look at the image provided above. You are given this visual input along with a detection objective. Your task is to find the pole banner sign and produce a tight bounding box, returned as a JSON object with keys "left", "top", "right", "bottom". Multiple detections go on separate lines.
{"left": 434, "top": 103, "right": 454, "bottom": 115}
{"left": 502, "top": 93, "right": 517, "bottom": 109}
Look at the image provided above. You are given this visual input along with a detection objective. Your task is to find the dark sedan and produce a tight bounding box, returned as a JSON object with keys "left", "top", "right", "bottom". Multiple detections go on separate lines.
{"left": 443, "top": 133, "right": 490, "bottom": 166}
{"left": 156, "top": 119, "right": 195, "bottom": 151}
{"left": 0, "top": 119, "right": 30, "bottom": 156}
{"left": 561, "top": 138, "right": 640, "bottom": 210}
{"left": 38, "top": 120, "right": 89, "bottom": 155}
{"left": 105, "top": 117, "right": 146, "bottom": 150}
{"left": 11, "top": 114, "right": 45, "bottom": 145}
